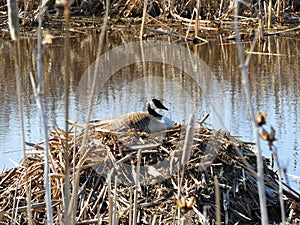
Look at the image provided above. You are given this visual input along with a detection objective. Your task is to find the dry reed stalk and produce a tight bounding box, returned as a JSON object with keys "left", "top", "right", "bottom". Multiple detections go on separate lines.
{"left": 276, "top": 0, "right": 280, "bottom": 17}
{"left": 266, "top": 26, "right": 300, "bottom": 35}
{"left": 271, "top": 147, "right": 286, "bottom": 224}
{"left": 132, "top": 150, "right": 142, "bottom": 225}
{"left": 246, "top": 51, "right": 290, "bottom": 56}
{"left": 112, "top": 175, "right": 118, "bottom": 224}
{"left": 263, "top": 1, "right": 267, "bottom": 22}
{"left": 198, "top": 114, "right": 209, "bottom": 126}
{"left": 258, "top": 13, "right": 264, "bottom": 41}
{"left": 185, "top": 9, "right": 195, "bottom": 40}
{"left": 146, "top": 26, "right": 194, "bottom": 42}
{"left": 267, "top": 0, "right": 272, "bottom": 29}
{"left": 19, "top": 1, "right": 55, "bottom": 225}
{"left": 67, "top": 0, "right": 110, "bottom": 222}
{"left": 177, "top": 169, "right": 181, "bottom": 224}
{"left": 62, "top": 2, "right": 71, "bottom": 224}
{"left": 31, "top": 0, "right": 55, "bottom": 221}
{"left": 218, "top": 0, "right": 224, "bottom": 18}
{"left": 146, "top": 13, "right": 186, "bottom": 38}
{"left": 108, "top": 171, "right": 112, "bottom": 225}
{"left": 132, "top": 188, "right": 138, "bottom": 225}
{"left": 8, "top": 0, "right": 33, "bottom": 223}
{"left": 181, "top": 113, "right": 195, "bottom": 166}
{"left": 214, "top": 176, "right": 221, "bottom": 225}
{"left": 14, "top": 42, "right": 33, "bottom": 225}
{"left": 11, "top": 183, "right": 18, "bottom": 224}
{"left": 139, "top": 39, "right": 147, "bottom": 83}
{"left": 7, "top": 0, "right": 19, "bottom": 40}
{"left": 234, "top": 0, "right": 268, "bottom": 224}
{"left": 128, "top": 187, "right": 133, "bottom": 225}
{"left": 195, "top": 0, "right": 200, "bottom": 37}
{"left": 140, "top": 0, "right": 148, "bottom": 39}
{"left": 22, "top": 0, "right": 27, "bottom": 25}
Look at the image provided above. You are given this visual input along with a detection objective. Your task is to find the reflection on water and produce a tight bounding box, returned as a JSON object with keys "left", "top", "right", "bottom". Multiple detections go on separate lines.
{"left": 0, "top": 32, "right": 299, "bottom": 189}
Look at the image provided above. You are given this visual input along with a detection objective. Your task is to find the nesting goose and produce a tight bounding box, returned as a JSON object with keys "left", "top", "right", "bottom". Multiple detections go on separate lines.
{"left": 92, "top": 99, "right": 174, "bottom": 133}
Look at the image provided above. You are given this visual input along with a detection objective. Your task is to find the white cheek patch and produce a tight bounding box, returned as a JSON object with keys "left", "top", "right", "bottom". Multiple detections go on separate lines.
{"left": 149, "top": 100, "right": 157, "bottom": 110}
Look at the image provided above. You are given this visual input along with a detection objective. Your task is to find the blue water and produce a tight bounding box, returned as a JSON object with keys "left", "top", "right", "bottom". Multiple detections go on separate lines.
{"left": 0, "top": 35, "right": 299, "bottom": 191}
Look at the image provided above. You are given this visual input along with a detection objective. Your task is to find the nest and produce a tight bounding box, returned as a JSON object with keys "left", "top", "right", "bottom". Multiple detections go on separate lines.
{"left": 0, "top": 123, "right": 299, "bottom": 224}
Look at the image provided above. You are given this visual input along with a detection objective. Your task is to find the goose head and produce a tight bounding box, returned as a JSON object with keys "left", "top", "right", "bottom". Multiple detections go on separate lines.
{"left": 147, "top": 99, "right": 168, "bottom": 117}
{"left": 147, "top": 99, "right": 174, "bottom": 132}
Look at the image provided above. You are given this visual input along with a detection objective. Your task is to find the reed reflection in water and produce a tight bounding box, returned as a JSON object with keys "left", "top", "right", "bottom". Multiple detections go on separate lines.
{"left": 0, "top": 33, "right": 299, "bottom": 189}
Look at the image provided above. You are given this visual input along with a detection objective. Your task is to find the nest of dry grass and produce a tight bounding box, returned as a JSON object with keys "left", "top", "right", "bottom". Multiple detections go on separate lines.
{"left": 0, "top": 123, "right": 299, "bottom": 224}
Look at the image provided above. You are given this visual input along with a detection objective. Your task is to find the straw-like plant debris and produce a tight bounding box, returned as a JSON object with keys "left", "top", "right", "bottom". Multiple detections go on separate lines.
{"left": 0, "top": 123, "right": 299, "bottom": 224}
{"left": 1, "top": 0, "right": 300, "bottom": 38}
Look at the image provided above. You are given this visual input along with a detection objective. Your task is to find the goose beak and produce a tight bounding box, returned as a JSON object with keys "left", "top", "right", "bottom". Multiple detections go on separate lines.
{"left": 160, "top": 105, "right": 168, "bottom": 110}
{"left": 152, "top": 99, "right": 168, "bottom": 110}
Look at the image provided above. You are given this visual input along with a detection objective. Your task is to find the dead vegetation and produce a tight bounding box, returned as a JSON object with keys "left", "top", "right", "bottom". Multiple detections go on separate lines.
{"left": 0, "top": 123, "right": 299, "bottom": 224}
{"left": 1, "top": 0, "right": 300, "bottom": 36}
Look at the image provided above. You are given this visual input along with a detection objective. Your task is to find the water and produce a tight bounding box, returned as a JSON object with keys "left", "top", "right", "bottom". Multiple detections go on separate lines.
{"left": 0, "top": 31, "right": 299, "bottom": 190}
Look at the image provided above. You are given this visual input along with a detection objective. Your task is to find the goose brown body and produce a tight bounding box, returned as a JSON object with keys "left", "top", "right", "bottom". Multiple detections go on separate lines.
{"left": 93, "top": 112, "right": 153, "bottom": 132}
{"left": 91, "top": 99, "right": 174, "bottom": 133}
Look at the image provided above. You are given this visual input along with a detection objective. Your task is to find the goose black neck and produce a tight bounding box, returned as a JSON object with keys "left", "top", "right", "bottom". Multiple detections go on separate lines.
{"left": 148, "top": 104, "right": 163, "bottom": 118}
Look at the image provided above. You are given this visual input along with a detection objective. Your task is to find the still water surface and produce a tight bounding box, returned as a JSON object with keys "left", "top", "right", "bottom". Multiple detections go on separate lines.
{"left": 0, "top": 31, "right": 299, "bottom": 190}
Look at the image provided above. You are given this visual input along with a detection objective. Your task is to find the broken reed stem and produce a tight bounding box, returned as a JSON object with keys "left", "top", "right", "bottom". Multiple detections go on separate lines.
{"left": 234, "top": 0, "right": 268, "bottom": 224}
{"left": 199, "top": 113, "right": 209, "bottom": 126}
{"left": 67, "top": 0, "right": 109, "bottom": 222}
{"left": 63, "top": 4, "right": 71, "bottom": 225}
